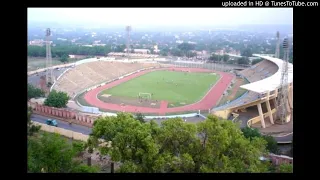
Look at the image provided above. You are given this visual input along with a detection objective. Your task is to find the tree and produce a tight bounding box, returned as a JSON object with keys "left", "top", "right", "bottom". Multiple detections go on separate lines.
{"left": 241, "top": 127, "right": 279, "bottom": 154}
{"left": 278, "top": 164, "right": 293, "bottom": 173}
{"left": 44, "top": 90, "right": 70, "bottom": 108}
{"left": 28, "top": 133, "right": 76, "bottom": 173}
{"left": 170, "top": 48, "right": 183, "bottom": 57}
{"left": 28, "top": 132, "right": 98, "bottom": 173}
{"left": 178, "top": 43, "right": 195, "bottom": 52}
{"left": 223, "top": 54, "right": 229, "bottom": 62}
{"left": 241, "top": 48, "right": 252, "bottom": 57}
{"left": 59, "top": 54, "right": 69, "bottom": 62}
{"left": 27, "top": 107, "right": 41, "bottom": 136}
{"left": 209, "top": 54, "right": 221, "bottom": 62}
{"left": 241, "top": 127, "right": 261, "bottom": 140}
{"left": 28, "top": 83, "right": 45, "bottom": 100}
{"left": 114, "top": 45, "right": 126, "bottom": 52}
{"left": 89, "top": 113, "right": 269, "bottom": 173}
{"left": 252, "top": 59, "right": 263, "bottom": 65}
{"left": 237, "top": 57, "right": 250, "bottom": 65}
{"left": 263, "top": 135, "right": 279, "bottom": 154}
{"left": 71, "top": 164, "right": 100, "bottom": 173}
{"left": 135, "top": 113, "right": 145, "bottom": 123}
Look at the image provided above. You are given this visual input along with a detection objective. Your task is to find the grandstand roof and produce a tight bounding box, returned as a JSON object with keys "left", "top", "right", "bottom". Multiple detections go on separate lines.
{"left": 240, "top": 54, "right": 293, "bottom": 94}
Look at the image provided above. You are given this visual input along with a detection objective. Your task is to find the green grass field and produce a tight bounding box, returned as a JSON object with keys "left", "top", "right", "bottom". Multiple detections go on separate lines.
{"left": 101, "top": 71, "right": 220, "bottom": 105}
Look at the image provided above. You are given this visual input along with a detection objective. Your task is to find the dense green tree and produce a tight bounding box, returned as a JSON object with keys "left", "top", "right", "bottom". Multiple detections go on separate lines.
{"left": 89, "top": 113, "right": 269, "bottom": 173}
{"left": 209, "top": 54, "right": 221, "bottom": 61}
{"left": 170, "top": 48, "right": 183, "bottom": 57}
{"left": 278, "top": 163, "right": 293, "bottom": 173}
{"left": 237, "top": 57, "right": 250, "bottom": 65}
{"left": 28, "top": 45, "right": 112, "bottom": 57}
{"left": 135, "top": 113, "right": 145, "bottom": 123}
{"left": 28, "top": 133, "right": 76, "bottom": 173}
{"left": 44, "top": 90, "right": 70, "bottom": 108}
{"left": 223, "top": 54, "right": 229, "bottom": 62}
{"left": 114, "top": 44, "right": 126, "bottom": 52}
{"left": 252, "top": 59, "right": 263, "bottom": 65}
{"left": 263, "top": 135, "right": 279, "bottom": 154}
{"left": 241, "top": 127, "right": 279, "bottom": 154}
{"left": 72, "top": 141, "right": 86, "bottom": 156}
{"left": 28, "top": 132, "right": 98, "bottom": 173}
{"left": 28, "top": 46, "right": 46, "bottom": 57}
{"left": 177, "top": 43, "right": 195, "bottom": 52}
{"left": 28, "top": 84, "right": 45, "bottom": 100}
{"left": 241, "top": 127, "right": 261, "bottom": 140}
{"left": 59, "top": 54, "right": 69, "bottom": 62}
{"left": 241, "top": 48, "right": 252, "bottom": 57}
{"left": 70, "top": 164, "right": 100, "bottom": 173}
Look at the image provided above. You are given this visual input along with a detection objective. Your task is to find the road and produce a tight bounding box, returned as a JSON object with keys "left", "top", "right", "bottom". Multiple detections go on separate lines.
{"left": 274, "top": 133, "right": 293, "bottom": 143}
{"left": 28, "top": 67, "right": 69, "bottom": 86}
{"left": 31, "top": 113, "right": 292, "bottom": 143}
{"left": 31, "top": 114, "right": 91, "bottom": 135}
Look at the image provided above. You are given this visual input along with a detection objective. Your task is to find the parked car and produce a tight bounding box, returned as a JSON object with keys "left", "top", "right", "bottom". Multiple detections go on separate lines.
{"left": 45, "top": 119, "right": 58, "bottom": 127}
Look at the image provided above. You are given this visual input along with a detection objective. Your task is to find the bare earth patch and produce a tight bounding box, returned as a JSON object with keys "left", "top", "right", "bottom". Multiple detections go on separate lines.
{"left": 102, "top": 94, "right": 112, "bottom": 98}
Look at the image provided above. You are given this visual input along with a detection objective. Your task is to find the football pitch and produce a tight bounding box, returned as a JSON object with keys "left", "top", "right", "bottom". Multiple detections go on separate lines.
{"left": 101, "top": 70, "right": 220, "bottom": 105}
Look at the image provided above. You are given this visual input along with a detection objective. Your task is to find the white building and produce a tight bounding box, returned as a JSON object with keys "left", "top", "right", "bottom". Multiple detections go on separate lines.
{"left": 133, "top": 49, "right": 150, "bottom": 54}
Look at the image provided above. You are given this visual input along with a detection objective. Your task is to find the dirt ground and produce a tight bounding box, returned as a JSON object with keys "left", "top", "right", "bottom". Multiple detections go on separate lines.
{"left": 98, "top": 95, "right": 162, "bottom": 108}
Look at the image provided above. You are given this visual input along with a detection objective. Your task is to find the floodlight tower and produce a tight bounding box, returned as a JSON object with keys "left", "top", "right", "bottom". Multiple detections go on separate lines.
{"left": 45, "top": 28, "right": 54, "bottom": 85}
{"left": 275, "top": 31, "right": 280, "bottom": 58}
{"left": 275, "top": 37, "right": 290, "bottom": 124}
{"left": 125, "top": 26, "right": 132, "bottom": 57}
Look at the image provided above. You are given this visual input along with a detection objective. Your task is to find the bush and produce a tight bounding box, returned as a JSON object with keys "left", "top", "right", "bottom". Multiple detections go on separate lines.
{"left": 263, "top": 135, "right": 279, "bottom": 154}
{"left": 44, "top": 90, "right": 70, "bottom": 108}
{"left": 28, "top": 83, "right": 45, "bottom": 100}
{"left": 278, "top": 164, "right": 293, "bottom": 173}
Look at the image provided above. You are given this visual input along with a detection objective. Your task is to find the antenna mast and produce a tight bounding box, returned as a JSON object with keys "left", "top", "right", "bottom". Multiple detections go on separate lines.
{"left": 45, "top": 28, "right": 54, "bottom": 86}
{"left": 125, "top": 26, "right": 132, "bottom": 58}
{"left": 275, "top": 37, "right": 291, "bottom": 124}
{"left": 275, "top": 31, "right": 280, "bottom": 58}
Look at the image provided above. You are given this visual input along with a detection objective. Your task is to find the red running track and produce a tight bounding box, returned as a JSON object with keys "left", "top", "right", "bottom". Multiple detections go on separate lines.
{"left": 84, "top": 67, "right": 234, "bottom": 115}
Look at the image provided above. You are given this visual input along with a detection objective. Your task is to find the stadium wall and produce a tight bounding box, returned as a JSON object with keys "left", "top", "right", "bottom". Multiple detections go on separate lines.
{"left": 74, "top": 57, "right": 115, "bottom": 66}
{"left": 29, "top": 102, "right": 98, "bottom": 127}
{"left": 50, "top": 68, "right": 72, "bottom": 92}
{"left": 144, "top": 113, "right": 199, "bottom": 119}
{"left": 28, "top": 62, "right": 76, "bottom": 75}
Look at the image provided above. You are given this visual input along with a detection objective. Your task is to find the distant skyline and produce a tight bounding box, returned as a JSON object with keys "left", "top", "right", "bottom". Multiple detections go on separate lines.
{"left": 28, "top": 8, "right": 293, "bottom": 27}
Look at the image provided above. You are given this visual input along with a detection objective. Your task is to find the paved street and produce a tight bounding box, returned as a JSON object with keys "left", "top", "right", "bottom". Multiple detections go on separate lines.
{"left": 31, "top": 114, "right": 91, "bottom": 135}
{"left": 28, "top": 67, "right": 69, "bottom": 86}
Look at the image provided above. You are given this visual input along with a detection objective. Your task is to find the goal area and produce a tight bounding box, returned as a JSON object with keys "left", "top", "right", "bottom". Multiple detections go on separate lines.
{"left": 138, "top": 92, "right": 152, "bottom": 99}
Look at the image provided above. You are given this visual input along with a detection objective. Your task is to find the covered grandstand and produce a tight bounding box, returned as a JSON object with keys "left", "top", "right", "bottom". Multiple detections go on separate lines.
{"left": 212, "top": 54, "right": 293, "bottom": 129}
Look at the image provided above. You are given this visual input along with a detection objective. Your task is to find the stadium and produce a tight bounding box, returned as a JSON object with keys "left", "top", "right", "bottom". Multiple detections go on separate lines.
{"left": 28, "top": 51, "right": 293, "bottom": 133}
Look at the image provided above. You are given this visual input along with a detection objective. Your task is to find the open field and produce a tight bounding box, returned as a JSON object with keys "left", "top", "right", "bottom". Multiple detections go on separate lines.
{"left": 101, "top": 70, "right": 220, "bottom": 105}
{"left": 27, "top": 57, "right": 80, "bottom": 71}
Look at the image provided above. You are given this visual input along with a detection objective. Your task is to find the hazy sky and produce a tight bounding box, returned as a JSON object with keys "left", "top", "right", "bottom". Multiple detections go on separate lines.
{"left": 28, "top": 8, "right": 293, "bottom": 27}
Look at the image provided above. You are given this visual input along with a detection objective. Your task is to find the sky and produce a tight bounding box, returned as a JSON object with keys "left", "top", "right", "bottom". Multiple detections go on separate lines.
{"left": 28, "top": 8, "right": 293, "bottom": 27}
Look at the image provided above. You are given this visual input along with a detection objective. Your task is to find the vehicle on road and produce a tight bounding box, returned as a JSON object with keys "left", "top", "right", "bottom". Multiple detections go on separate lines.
{"left": 45, "top": 119, "right": 58, "bottom": 127}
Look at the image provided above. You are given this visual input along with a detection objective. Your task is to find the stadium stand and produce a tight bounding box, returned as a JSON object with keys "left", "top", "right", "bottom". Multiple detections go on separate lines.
{"left": 214, "top": 59, "right": 279, "bottom": 110}
{"left": 53, "top": 61, "right": 160, "bottom": 97}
